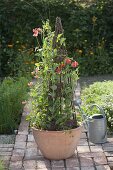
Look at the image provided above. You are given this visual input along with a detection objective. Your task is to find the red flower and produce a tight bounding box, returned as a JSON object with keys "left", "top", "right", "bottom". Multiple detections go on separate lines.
{"left": 33, "top": 28, "right": 42, "bottom": 37}
{"left": 55, "top": 63, "right": 65, "bottom": 74}
{"left": 71, "top": 61, "right": 78, "bottom": 68}
{"left": 59, "top": 63, "right": 65, "bottom": 69}
{"left": 55, "top": 67, "right": 61, "bottom": 74}
{"left": 65, "top": 58, "right": 72, "bottom": 64}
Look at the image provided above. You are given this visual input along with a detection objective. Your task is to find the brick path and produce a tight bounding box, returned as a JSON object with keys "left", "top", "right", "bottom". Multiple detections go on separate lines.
{"left": 0, "top": 105, "right": 113, "bottom": 170}
{"left": 0, "top": 84, "right": 113, "bottom": 170}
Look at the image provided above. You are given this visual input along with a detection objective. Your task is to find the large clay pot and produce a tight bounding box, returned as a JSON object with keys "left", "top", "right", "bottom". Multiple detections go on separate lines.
{"left": 32, "top": 126, "right": 83, "bottom": 160}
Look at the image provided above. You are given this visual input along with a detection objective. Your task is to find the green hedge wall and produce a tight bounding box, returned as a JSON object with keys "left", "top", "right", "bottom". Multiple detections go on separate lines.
{"left": 1, "top": 0, "right": 113, "bottom": 76}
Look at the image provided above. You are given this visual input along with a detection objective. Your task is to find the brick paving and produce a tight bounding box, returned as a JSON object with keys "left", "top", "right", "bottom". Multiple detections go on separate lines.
{"left": 0, "top": 109, "right": 112, "bottom": 170}
{"left": 0, "top": 86, "right": 113, "bottom": 169}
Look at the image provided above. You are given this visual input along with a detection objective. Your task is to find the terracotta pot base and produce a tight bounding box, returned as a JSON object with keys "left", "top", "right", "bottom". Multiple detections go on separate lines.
{"left": 32, "top": 126, "right": 83, "bottom": 160}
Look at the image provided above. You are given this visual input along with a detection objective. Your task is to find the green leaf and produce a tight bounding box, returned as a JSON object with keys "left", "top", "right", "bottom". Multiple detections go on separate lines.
{"left": 51, "top": 85, "right": 57, "bottom": 90}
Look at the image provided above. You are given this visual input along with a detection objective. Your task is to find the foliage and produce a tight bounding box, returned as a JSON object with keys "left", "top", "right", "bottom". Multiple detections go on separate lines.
{"left": 0, "top": 77, "right": 29, "bottom": 134}
{"left": 0, "top": 161, "right": 4, "bottom": 170}
{"left": 1, "top": 0, "right": 113, "bottom": 77}
{"left": 27, "top": 19, "right": 79, "bottom": 131}
{"left": 81, "top": 81, "right": 113, "bottom": 131}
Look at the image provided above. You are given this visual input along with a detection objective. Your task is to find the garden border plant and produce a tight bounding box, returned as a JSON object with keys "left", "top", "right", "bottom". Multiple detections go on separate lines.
{"left": 81, "top": 80, "right": 113, "bottom": 132}
{"left": 0, "top": 77, "right": 29, "bottom": 134}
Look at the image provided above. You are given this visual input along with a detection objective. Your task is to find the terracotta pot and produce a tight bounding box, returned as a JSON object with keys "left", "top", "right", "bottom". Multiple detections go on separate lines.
{"left": 32, "top": 126, "right": 83, "bottom": 160}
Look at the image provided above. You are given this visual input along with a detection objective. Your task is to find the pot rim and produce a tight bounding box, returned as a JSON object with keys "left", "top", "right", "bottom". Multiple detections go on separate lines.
{"left": 32, "top": 125, "right": 83, "bottom": 133}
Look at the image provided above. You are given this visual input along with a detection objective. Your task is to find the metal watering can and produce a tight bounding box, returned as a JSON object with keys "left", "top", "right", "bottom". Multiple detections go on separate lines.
{"left": 74, "top": 99, "right": 107, "bottom": 144}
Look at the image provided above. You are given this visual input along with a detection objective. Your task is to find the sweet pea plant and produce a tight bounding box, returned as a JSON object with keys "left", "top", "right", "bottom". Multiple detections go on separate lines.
{"left": 27, "top": 18, "right": 79, "bottom": 131}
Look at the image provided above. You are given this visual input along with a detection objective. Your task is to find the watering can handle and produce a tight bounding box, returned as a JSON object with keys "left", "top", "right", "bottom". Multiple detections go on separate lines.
{"left": 89, "top": 104, "right": 106, "bottom": 117}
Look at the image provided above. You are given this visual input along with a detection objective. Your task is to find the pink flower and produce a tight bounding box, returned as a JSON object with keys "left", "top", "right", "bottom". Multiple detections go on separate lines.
{"left": 28, "top": 82, "right": 33, "bottom": 87}
{"left": 32, "top": 28, "right": 42, "bottom": 37}
{"left": 34, "top": 75, "right": 38, "bottom": 79}
{"left": 71, "top": 61, "right": 78, "bottom": 68}
{"left": 65, "top": 58, "right": 72, "bottom": 64}
{"left": 31, "top": 71, "right": 35, "bottom": 75}
{"left": 35, "top": 67, "right": 39, "bottom": 74}
{"left": 22, "top": 101, "right": 27, "bottom": 105}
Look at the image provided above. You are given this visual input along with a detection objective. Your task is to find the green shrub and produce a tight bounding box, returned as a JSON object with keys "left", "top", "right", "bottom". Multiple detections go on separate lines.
{"left": 0, "top": 77, "right": 29, "bottom": 134}
{"left": 1, "top": 0, "right": 113, "bottom": 76}
{"left": 81, "top": 81, "right": 113, "bottom": 131}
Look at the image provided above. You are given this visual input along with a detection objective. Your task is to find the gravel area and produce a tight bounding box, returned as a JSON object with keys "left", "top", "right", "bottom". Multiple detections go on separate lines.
{"left": 79, "top": 74, "right": 113, "bottom": 88}
{"left": 0, "top": 135, "right": 15, "bottom": 144}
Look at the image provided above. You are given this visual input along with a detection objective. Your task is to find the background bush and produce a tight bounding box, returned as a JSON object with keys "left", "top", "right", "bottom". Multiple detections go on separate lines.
{"left": 1, "top": 0, "right": 113, "bottom": 77}
{"left": 0, "top": 77, "right": 28, "bottom": 134}
{"left": 81, "top": 81, "right": 113, "bottom": 132}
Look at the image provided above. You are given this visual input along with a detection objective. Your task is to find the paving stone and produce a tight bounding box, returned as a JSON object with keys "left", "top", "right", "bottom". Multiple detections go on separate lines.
{"left": 0, "top": 155, "right": 11, "bottom": 161}
{"left": 79, "top": 157, "right": 94, "bottom": 167}
{"left": 90, "top": 146, "right": 103, "bottom": 152}
{"left": 0, "top": 144, "right": 14, "bottom": 148}
{"left": 9, "top": 168, "right": 24, "bottom": 170}
{"left": 88, "top": 141, "right": 102, "bottom": 146}
{"left": 78, "top": 152, "right": 92, "bottom": 158}
{"left": 51, "top": 160, "right": 64, "bottom": 168}
{"left": 103, "top": 146, "right": 113, "bottom": 152}
{"left": 9, "top": 161, "right": 23, "bottom": 169}
{"left": 28, "top": 134, "right": 35, "bottom": 142}
{"left": 96, "top": 165, "right": 111, "bottom": 170}
{"left": 105, "top": 152, "right": 113, "bottom": 157}
{"left": 27, "top": 142, "right": 37, "bottom": 148}
{"left": 102, "top": 142, "right": 113, "bottom": 147}
{"left": 25, "top": 148, "right": 38, "bottom": 160}
{"left": 18, "top": 116, "right": 29, "bottom": 135}
{"left": 11, "top": 149, "right": 25, "bottom": 161}
{"left": 37, "top": 169, "right": 51, "bottom": 170}
{"left": 23, "top": 160, "right": 36, "bottom": 169}
{"left": 66, "top": 157, "right": 79, "bottom": 167}
{"left": 66, "top": 168, "right": 80, "bottom": 170}
{"left": 93, "top": 152, "right": 107, "bottom": 165}
{"left": 107, "top": 138, "right": 113, "bottom": 143}
{"left": 0, "top": 147, "right": 13, "bottom": 152}
{"left": 80, "top": 133, "right": 87, "bottom": 139}
{"left": 89, "top": 152, "right": 106, "bottom": 158}
{"left": 109, "top": 162, "right": 113, "bottom": 169}
{"left": 88, "top": 141, "right": 97, "bottom": 146}
{"left": 0, "top": 152, "right": 12, "bottom": 156}
{"left": 78, "top": 139, "right": 88, "bottom": 146}
{"left": 15, "top": 134, "right": 27, "bottom": 142}
{"left": 14, "top": 141, "right": 26, "bottom": 149}
{"left": 52, "top": 168, "right": 65, "bottom": 170}
{"left": 12, "top": 148, "right": 25, "bottom": 156}
{"left": 77, "top": 146, "right": 90, "bottom": 153}
{"left": 24, "top": 169, "right": 36, "bottom": 170}
{"left": 37, "top": 159, "right": 51, "bottom": 168}
{"left": 18, "top": 123, "right": 29, "bottom": 132}
{"left": 107, "top": 157, "right": 113, "bottom": 162}
{"left": 11, "top": 155, "right": 24, "bottom": 162}
{"left": 81, "top": 167, "right": 95, "bottom": 170}
{"left": 18, "top": 131, "right": 28, "bottom": 135}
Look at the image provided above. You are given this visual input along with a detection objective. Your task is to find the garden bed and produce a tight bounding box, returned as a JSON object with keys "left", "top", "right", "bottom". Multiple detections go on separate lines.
{"left": 80, "top": 74, "right": 113, "bottom": 133}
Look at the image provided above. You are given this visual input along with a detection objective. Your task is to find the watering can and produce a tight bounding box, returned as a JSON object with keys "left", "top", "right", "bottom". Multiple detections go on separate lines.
{"left": 74, "top": 99, "right": 107, "bottom": 144}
